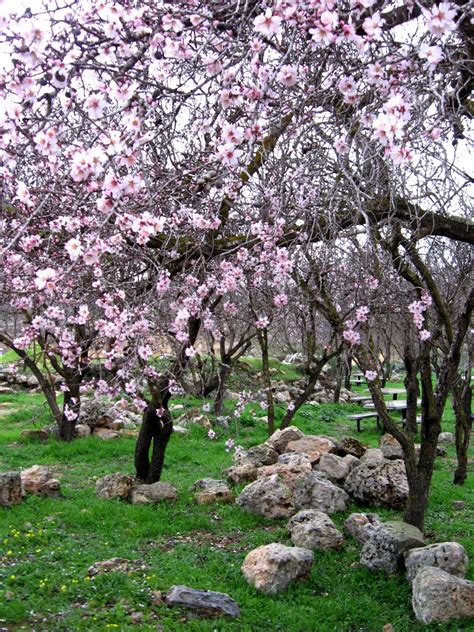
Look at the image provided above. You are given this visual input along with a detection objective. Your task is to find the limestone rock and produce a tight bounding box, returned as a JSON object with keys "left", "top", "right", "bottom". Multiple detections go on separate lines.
{"left": 285, "top": 436, "right": 336, "bottom": 464}
{"left": 75, "top": 424, "right": 92, "bottom": 438}
{"left": 190, "top": 478, "right": 226, "bottom": 491}
{"left": 257, "top": 459, "right": 312, "bottom": 490}
{"left": 317, "top": 453, "right": 352, "bottom": 482}
{"left": 438, "top": 432, "right": 454, "bottom": 445}
{"left": 88, "top": 557, "right": 146, "bottom": 577}
{"left": 379, "top": 435, "right": 403, "bottom": 460}
{"left": 337, "top": 436, "right": 367, "bottom": 459}
{"left": 236, "top": 474, "right": 294, "bottom": 519}
{"left": 266, "top": 427, "right": 305, "bottom": 453}
{"left": 405, "top": 542, "right": 469, "bottom": 583}
{"left": 223, "top": 463, "right": 258, "bottom": 485}
{"left": 92, "top": 427, "right": 120, "bottom": 440}
{"left": 19, "top": 429, "right": 49, "bottom": 442}
{"left": 344, "top": 459, "right": 408, "bottom": 510}
{"left": 173, "top": 424, "right": 189, "bottom": 435}
{"left": 131, "top": 481, "right": 178, "bottom": 504}
{"left": 344, "top": 513, "right": 382, "bottom": 544}
{"left": 360, "top": 448, "right": 386, "bottom": 466}
{"left": 79, "top": 398, "right": 114, "bottom": 428}
{"left": 241, "top": 543, "right": 313, "bottom": 594}
{"left": 166, "top": 585, "right": 240, "bottom": 618}
{"left": 287, "top": 509, "right": 344, "bottom": 550}
{"left": 96, "top": 473, "right": 133, "bottom": 500}
{"left": 0, "top": 472, "right": 22, "bottom": 506}
{"left": 360, "top": 521, "right": 424, "bottom": 574}
{"left": 412, "top": 567, "right": 474, "bottom": 624}
{"left": 244, "top": 444, "right": 278, "bottom": 467}
{"left": 293, "top": 472, "right": 350, "bottom": 514}
{"left": 195, "top": 486, "right": 234, "bottom": 505}
{"left": 342, "top": 454, "right": 361, "bottom": 472}
{"left": 39, "top": 478, "right": 61, "bottom": 497}
{"left": 277, "top": 453, "right": 312, "bottom": 468}
{"left": 20, "top": 465, "right": 51, "bottom": 494}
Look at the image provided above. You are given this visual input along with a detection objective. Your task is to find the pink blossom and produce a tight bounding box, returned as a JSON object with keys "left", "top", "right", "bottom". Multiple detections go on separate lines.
{"left": 207, "top": 429, "right": 216, "bottom": 440}
{"left": 342, "top": 329, "right": 361, "bottom": 346}
{"left": 65, "top": 237, "right": 83, "bottom": 261}
{"left": 419, "top": 330, "right": 432, "bottom": 341}
{"left": 225, "top": 438, "right": 235, "bottom": 452}
{"left": 215, "top": 143, "right": 242, "bottom": 167}
{"left": 255, "top": 316, "right": 270, "bottom": 329}
{"left": 85, "top": 93, "right": 106, "bottom": 119}
{"left": 365, "top": 370, "right": 377, "bottom": 381}
{"left": 254, "top": 9, "right": 282, "bottom": 37}
{"left": 138, "top": 345, "right": 153, "bottom": 360}
{"left": 356, "top": 306, "right": 369, "bottom": 322}
{"left": 276, "top": 65, "right": 298, "bottom": 86}
{"left": 423, "top": 3, "right": 457, "bottom": 36}
{"left": 419, "top": 44, "right": 444, "bottom": 68}
{"left": 363, "top": 12, "right": 385, "bottom": 39}
{"left": 274, "top": 293, "right": 288, "bottom": 308}
{"left": 334, "top": 136, "right": 350, "bottom": 155}
{"left": 35, "top": 267, "right": 58, "bottom": 290}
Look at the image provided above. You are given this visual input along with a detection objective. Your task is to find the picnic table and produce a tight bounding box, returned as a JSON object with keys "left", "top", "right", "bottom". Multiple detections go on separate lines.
{"left": 347, "top": 411, "right": 382, "bottom": 432}
{"left": 348, "top": 393, "right": 372, "bottom": 405}
{"left": 381, "top": 388, "right": 406, "bottom": 400}
{"left": 364, "top": 399, "right": 422, "bottom": 421}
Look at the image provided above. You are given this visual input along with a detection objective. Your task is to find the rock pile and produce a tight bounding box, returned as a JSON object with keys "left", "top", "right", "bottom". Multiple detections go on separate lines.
{"left": 0, "top": 466, "right": 61, "bottom": 505}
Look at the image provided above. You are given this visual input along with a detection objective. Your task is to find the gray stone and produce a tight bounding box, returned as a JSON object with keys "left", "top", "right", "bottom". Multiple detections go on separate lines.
{"left": 75, "top": 423, "right": 92, "bottom": 437}
{"left": 344, "top": 459, "right": 408, "bottom": 510}
{"left": 344, "top": 513, "right": 382, "bottom": 543}
{"left": 337, "top": 436, "right": 366, "bottom": 459}
{"left": 412, "top": 566, "right": 474, "bottom": 624}
{"left": 438, "top": 432, "right": 454, "bottom": 445}
{"left": 92, "top": 427, "right": 120, "bottom": 440}
{"left": 131, "top": 482, "right": 178, "bottom": 504}
{"left": 0, "top": 472, "right": 22, "bottom": 506}
{"left": 405, "top": 542, "right": 469, "bottom": 583}
{"left": 285, "top": 436, "right": 336, "bottom": 464}
{"left": 166, "top": 585, "right": 240, "bottom": 618}
{"left": 317, "top": 453, "right": 351, "bottom": 482}
{"left": 257, "top": 459, "right": 312, "bottom": 491}
{"left": 360, "top": 448, "right": 386, "bottom": 466}
{"left": 277, "top": 453, "right": 312, "bottom": 468}
{"left": 244, "top": 444, "right": 278, "bottom": 467}
{"left": 293, "top": 472, "right": 350, "bottom": 514}
{"left": 242, "top": 543, "right": 313, "bottom": 594}
{"left": 360, "top": 521, "right": 425, "bottom": 574}
{"left": 342, "top": 454, "right": 361, "bottom": 472}
{"left": 96, "top": 473, "right": 133, "bottom": 500}
{"left": 379, "top": 435, "right": 403, "bottom": 460}
{"left": 190, "top": 478, "right": 226, "bottom": 492}
{"left": 19, "top": 429, "right": 49, "bottom": 442}
{"left": 20, "top": 465, "right": 57, "bottom": 495}
{"left": 287, "top": 509, "right": 344, "bottom": 550}
{"left": 195, "top": 486, "right": 234, "bottom": 505}
{"left": 266, "top": 427, "right": 305, "bottom": 453}
{"left": 236, "top": 474, "right": 295, "bottom": 519}
{"left": 223, "top": 463, "right": 258, "bottom": 485}
{"left": 173, "top": 424, "right": 189, "bottom": 435}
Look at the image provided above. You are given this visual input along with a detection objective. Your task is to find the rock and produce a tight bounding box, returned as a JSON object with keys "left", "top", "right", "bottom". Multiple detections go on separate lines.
{"left": 277, "top": 453, "right": 312, "bottom": 468}
{"left": 360, "top": 448, "right": 386, "bottom": 466}
{"left": 190, "top": 478, "right": 227, "bottom": 491}
{"left": 342, "top": 454, "right": 361, "bottom": 472}
{"left": 453, "top": 500, "right": 466, "bottom": 510}
{"left": 405, "top": 542, "right": 469, "bottom": 583}
{"left": 360, "top": 521, "right": 425, "bottom": 574}
{"left": 131, "top": 482, "right": 178, "bottom": 504}
{"left": 275, "top": 390, "right": 291, "bottom": 404}
{"left": 170, "top": 404, "right": 184, "bottom": 412}
{"left": 438, "top": 432, "right": 454, "bottom": 445}
{"left": 75, "top": 424, "right": 92, "bottom": 437}
{"left": 336, "top": 436, "right": 366, "bottom": 459}
{"left": 187, "top": 414, "right": 212, "bottom": 429}
{"left": 287, "top": 509, "right": 344, "bottom": 550}
{"left": 257, "top": 459, "right": 312, "bottom": 490}
{"left": 96, "top": 473, "right": 133, "bottom": 500}
{"left": 39, "top": 478, "right": 61, "bottom": 497}
{"left": 344, "top": 459, "right": 408, "bottom": 510}
{"left": 88, "top": 557, "right": 146, "bottom": 576}
{"left": 344, "top": 513, "right": 382, "bottom": 543}
{"left": 317, "top": 453, "right": 351, "bottom": 482}
{"left": 236, "top": 474, "right": 295, "bottom": 519}
{"left": 92, "top": 427, "right": 120, "bottom": 440}
{"left": 241, "top": 543, "right": 313, "bottom": 594}
{"left": 379, "top": 435, "right": 403, "bottom": 460}
{"left": 412, "top": 567, "right": 474, "bottom": 624}
{"left": 222, "top": 463, "right": 258, "bottom": 485}
{"left": 266, "top": 427, "right": 305, "bottom": 453}
{"left": 293, "top": 472, "right": 350, "bottom": 514}
{"left": 165, "top": 585, "right": 240, "bottom": 618}
{"left": 285, "top": 436, "right": 336, "bottom": 464}
{"left": 195, "top": 486, "right": 235, "bottom": 505}
{"left": 20, "top": 465, "right": 51, "bottom": 494}
{"left": 79, "top": 398, "right": 115, "bottom": 428}
{"left": 436, "top": 446, "right": 447, "bottom": 457}
{"left": 0, "top": 472, "right": 22, "bottom": 506}
{"left": 109, "top": 419, "right": 135, "bottom": 431}
{"left": 244, "top": 444, "right": 278, "bottom": 467}
{"left": 173, "top": 424, "right": 189, "bottom": 434}
{"left": 19, "top": 429, "right": 49, "bottom": 442}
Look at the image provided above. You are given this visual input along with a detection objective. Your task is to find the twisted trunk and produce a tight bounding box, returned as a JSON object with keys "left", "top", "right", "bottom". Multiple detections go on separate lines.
{"left": 453, "top": 366, "right": 472, "bottom": 485}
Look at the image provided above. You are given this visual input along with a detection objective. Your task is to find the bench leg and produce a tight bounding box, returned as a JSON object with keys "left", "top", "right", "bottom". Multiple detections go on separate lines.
{"left": 357, "top": 419, "right": 361, "bottom": 432}
{"left": 376, "top": 416, "right": 383, "bottom": 432}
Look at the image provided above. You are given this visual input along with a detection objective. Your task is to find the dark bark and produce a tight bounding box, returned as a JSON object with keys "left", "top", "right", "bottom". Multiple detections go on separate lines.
{"left": 403, "top": 345, "right": 420, "bottom": 436}
{"left": 258, "top": 328, "right": 275, "bottom": 436}
{"left": 453, "top": 366, "right": 472, "bottom": 485}
{"left": 135, "top": 405, "right": 173, "bottom": 482}
{"left": 213, "top": 361, "right": 231, "bottom": 416}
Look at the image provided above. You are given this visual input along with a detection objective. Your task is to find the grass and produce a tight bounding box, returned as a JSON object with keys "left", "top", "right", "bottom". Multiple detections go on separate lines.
{"left": 0, "top": 374, "right": 473, "bottom": 631}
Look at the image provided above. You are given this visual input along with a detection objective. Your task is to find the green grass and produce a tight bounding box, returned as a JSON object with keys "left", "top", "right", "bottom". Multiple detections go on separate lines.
{"left": 0, "top": 385, "right": 472, "bottom": 631}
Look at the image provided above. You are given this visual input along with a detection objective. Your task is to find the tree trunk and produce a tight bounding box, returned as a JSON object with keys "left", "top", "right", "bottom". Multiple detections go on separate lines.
{"left": 135, "top": 405, "right": 173, "bottom": 483}
{"left": 453, "top": 368, "right": 472, "bottom": 485}
{"left": 333, "top": 355, "right": 343, "bottom": 403}
{"left": 403, "top": 347, "right": 420, "bottom": 436}
{"left": 213, "top": 360, "right": 231, "bottom": 416}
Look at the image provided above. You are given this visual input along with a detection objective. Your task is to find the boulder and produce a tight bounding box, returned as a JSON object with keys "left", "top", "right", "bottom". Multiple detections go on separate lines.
{"left": 257, "top": 459, "right": 312, "bottom": 490}
{"left": 360, "top": 521, "right": 425, "bottom": 574}
{"left": 293, "top": 472, "right": 350, "bottom": 514}
{"left": 438, "top": 432, "right": 454, "bottom": 445}
{"left": 75, "top": 424, "right": 92, "bottom": 437}
{"left": 236, "top": 474, "right": 295, "bottom": 519}
{"left": 266, "top": 427, "right": 305, "bottom": 453}
{"left": 92, "top": 427, "right": 120, "bottom": 440}
{"left": 277, "top": 453, "right": 312, "bottom": 468}
{"left": 79, "top": 398, "right": 115, "bottom": 428}
{"left": 20, "top": 465, "right": 51, "bottom": 494}
{"left": 131, "top": 482, "right": 178, "bottom": 504}
{"left": 241, "top": 543, "right": 313, "bottom": 594}
{"left": 244, "top": 444, "right": 278, "bottom": 467}
{"left": 379, "top": 435, "right": 403, "bottom": 460}
{"left": 96, "top": 473, "right": 133, "bottom": 500}
{"left": 285, "top": 436, "right": 336, "bottom": 464}
{"left": 287, "top": 509, "right": 344, "bottom": 550}
{"left": 336, "top": 436, "right": 366, "bottom": 459}
{"left": 166, "top": 585, "right": 240, "bottom": 618}
{"left": 412, "top": 567, "right": 474, "bottom": 624}
{"left": 173, "top": 424, "right": 189, "bottom": 435}
{"left": 39, "top": 478, "right": 61, "bottom": 497}
{"left": 317, "top": 453, "right": 352, "bottom": 482}
{"left": 344, "top": 513, "right": 382, "bottom": 544}
{"left": 222, "top": 463, "right": 258, "bottom": 485}
{"left": 360, "top": 448, "right": 386, "bottom": 466}
{"left": 342, "top": 454, "right": 361, "bottom": 472}
{"left": 344, "top": 459, "right": 408, "bottom": 510}
{"left": 19, "top": 429, "right": 49, "bottom": 442}
{"left": 195, "top": 486, "right": 235, "bottom": 505}
{"left": 0, "top": 471, "right": 22, "bottom": 506}
{"left": 405, "top": 542, "right": 469, "bottom": 583}
{"left": 190, "top": 478, "right": 227, "bottom": 491}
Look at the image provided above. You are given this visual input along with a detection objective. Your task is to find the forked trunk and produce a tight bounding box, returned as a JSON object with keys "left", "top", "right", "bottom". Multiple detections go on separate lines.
{"left": 135, "top": 405, "right": 173, "bottom": 483}
{"left": 453, "top": 370, "right": 472, "bottom": 485}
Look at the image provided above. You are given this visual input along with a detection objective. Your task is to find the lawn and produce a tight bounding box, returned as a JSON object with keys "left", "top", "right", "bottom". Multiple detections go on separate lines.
{"left": 0, "top": 376, "right": 472, "bottom": 631}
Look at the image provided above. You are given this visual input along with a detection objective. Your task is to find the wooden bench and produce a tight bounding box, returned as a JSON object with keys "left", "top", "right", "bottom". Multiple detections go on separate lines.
{"left": 347, "top": 412, "right": 382, "bottom": 433}
{"left": 349, "top": 395, "right": 372, "bottom": 405}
